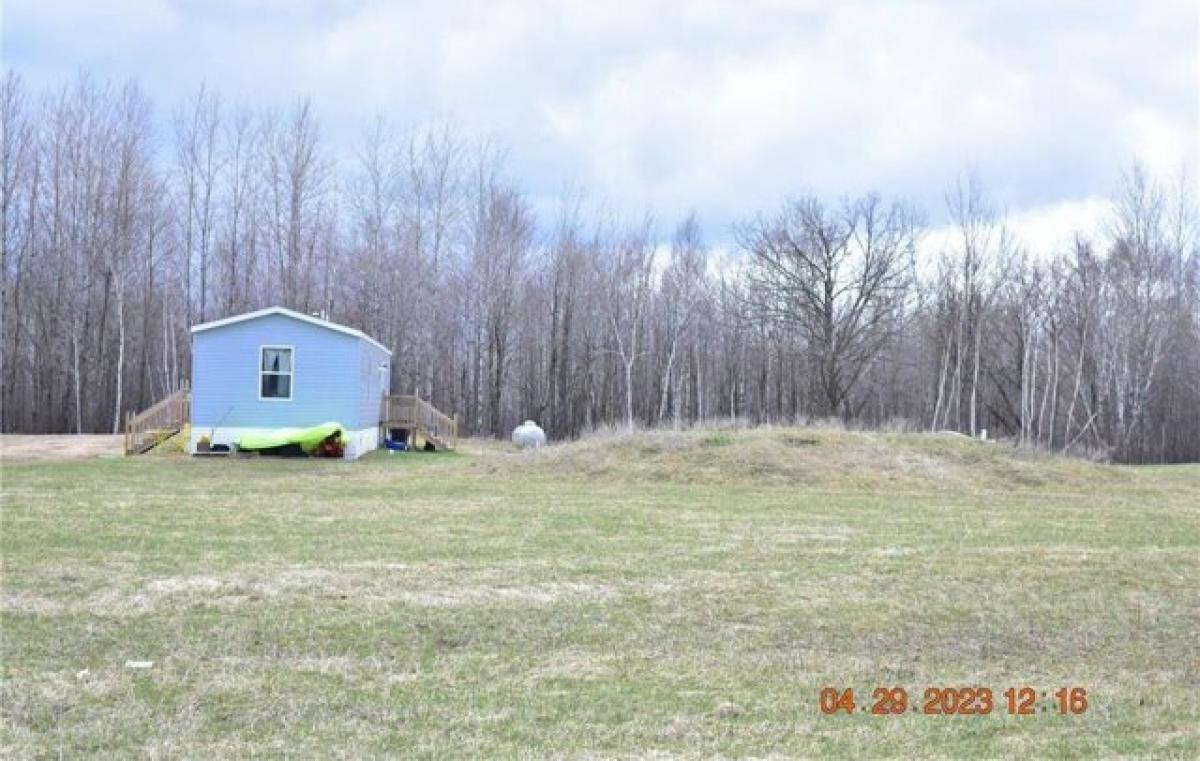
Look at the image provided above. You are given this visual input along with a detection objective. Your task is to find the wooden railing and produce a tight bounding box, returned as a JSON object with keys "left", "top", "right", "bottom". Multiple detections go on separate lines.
{"left": 381, "top": 394, "right": 457, "bottom": 450}
{"left": 125, "top": 383, "right": 190, "bottom": 455}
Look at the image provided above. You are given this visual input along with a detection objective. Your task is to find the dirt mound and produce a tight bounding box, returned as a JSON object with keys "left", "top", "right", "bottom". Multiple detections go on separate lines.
{"left": 482, "top": 425, "right": 1128, "bottom": 492}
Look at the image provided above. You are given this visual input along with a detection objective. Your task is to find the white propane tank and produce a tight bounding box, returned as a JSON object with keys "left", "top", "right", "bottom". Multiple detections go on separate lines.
{"left": 512, "top": 420, "right": 547, "bottom": 450}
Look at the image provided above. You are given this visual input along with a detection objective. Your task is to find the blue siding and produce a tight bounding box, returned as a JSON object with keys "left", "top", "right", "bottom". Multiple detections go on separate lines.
{"left": 192, "top": 313, "right": 388, "bottom": 432}
{"left": 353, "top": 339, "right": 391, "bottom": 429}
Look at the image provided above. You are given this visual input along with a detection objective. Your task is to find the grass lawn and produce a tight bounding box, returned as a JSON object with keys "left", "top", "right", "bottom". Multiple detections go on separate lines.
{"left": 2, "top": 428, "right": 1198, "bottom": 758}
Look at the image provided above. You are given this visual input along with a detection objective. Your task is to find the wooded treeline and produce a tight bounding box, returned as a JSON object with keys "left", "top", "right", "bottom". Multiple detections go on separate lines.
{"left": 3, "top": 72, "right": 1198, "bottom": 462}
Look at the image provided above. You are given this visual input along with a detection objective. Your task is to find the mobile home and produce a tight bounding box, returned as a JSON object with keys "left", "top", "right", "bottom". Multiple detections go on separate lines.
{"left": 188, "top": 307, "right": 391, "bottom": 459}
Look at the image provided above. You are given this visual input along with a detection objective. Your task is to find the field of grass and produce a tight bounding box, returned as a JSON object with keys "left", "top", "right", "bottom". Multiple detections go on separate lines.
{"left": 2, "top": 427, "right": 1198, "bottom": 758}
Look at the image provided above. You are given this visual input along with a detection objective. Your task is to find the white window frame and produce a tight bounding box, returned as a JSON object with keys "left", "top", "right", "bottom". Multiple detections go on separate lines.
{"left": 258, "top": 344, "right": 294, "bottom": 402}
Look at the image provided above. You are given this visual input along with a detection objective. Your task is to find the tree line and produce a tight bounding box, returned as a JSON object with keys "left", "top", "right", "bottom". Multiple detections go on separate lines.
{"left": 2, "top": 72, "right": 1197, "bottom": 462}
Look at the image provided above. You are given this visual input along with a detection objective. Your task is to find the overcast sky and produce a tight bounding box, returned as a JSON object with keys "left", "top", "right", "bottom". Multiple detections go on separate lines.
{"left": 4, "top": 0, "right": 1198, "bottom": 251}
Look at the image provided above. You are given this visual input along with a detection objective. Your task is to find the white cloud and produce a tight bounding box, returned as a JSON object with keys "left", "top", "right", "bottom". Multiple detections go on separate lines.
{"left": 1006, "top": 197, "right": 1113, "bottom": 255}
{"left": 5, "top": 0, "right": 1197, "bottom": 245}
{"left": 1121, "top": 110, "right": 1194, "bottom": 179}
{"left": 922, "top": 196, "right": 1111, "bottom": 270}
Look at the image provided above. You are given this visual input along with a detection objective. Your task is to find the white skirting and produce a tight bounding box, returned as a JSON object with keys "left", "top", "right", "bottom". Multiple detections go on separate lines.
{"left": 341, "top": 426, "right": 380, "bottom": 459}
{"left": 189, "top": 425, "right": 379, "bottom": 460}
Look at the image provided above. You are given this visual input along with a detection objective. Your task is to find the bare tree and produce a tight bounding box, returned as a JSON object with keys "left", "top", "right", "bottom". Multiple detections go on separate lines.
{"left": 173, "top": 85, "right": 223, "bottom": 324}
{"left": 1096, "top": 166, "right": 1175, "bottom": 458}
{"left": 467, "top": 149, "right": 533, "bottom": 436}
{"left": 1, "top": 72, "right": 34, "bottom": 428}
{"left": 930, "top": 174, "right": 1015, "bottom": 436}
{"left": 738, "top": 193, "right": 918, "bottom": 416}
{"left": 597, "top": 218, "right": 656, "bottom": 431}
{"left": 260, "top": 99, "right": 330, "bottom": 313}
{"left": 655, "top": 213, "right": 708, "bottom": 425}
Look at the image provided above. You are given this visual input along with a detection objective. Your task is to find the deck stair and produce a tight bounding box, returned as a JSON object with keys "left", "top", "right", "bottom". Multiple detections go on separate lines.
{"left": 381, "top": 395, "right": 458, "bottom": 450}
{"left": 124, "top": 384, "right": 190, "bottom": 455}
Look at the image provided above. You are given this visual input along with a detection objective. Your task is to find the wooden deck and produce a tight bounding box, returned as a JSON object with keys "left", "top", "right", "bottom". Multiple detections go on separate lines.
{"left": 124, "top": 384, "right": 190, "bottom": 455}
{"left": 381, "top": 395, "right": 457, "bottom": 450}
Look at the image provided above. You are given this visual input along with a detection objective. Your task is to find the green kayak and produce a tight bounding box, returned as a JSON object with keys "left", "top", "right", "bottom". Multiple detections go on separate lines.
{"left": 236, "top": 422, "right": 344, "bottom": 454}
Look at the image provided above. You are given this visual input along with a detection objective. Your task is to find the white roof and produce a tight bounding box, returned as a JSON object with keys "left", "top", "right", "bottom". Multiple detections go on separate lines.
{"left": 191, "top": 306, "right": 392, "bottom": 356}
